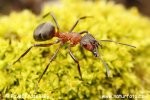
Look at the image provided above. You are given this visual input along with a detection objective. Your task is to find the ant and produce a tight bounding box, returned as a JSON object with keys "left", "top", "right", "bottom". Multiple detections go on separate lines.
{"left": 12, "top": 12, "right": 136, "bottom": 83}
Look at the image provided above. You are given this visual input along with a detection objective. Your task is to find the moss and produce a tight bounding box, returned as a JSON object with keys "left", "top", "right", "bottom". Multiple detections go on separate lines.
{"left": 0, "top": 1, "right": 150, "bottom": 99}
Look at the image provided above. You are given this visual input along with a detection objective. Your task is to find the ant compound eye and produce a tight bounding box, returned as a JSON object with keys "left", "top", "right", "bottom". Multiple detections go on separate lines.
{"left": 33, "top": 22, "right": 55, "bottom": 41}
{"left": 82, "top": 43, "right": 87, "bottom": 47}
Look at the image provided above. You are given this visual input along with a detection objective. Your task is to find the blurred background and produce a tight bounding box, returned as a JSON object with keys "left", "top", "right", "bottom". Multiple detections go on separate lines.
{"left": 0, "top": 0, "right": 150, "bottom": 18}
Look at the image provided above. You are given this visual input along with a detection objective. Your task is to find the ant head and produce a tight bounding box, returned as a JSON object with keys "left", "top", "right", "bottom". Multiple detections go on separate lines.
{"left": 80, "top": 34, "right": 100, "bottom": 57}
{"left": 33, "top": 22, "right": 55, "bottom": 41}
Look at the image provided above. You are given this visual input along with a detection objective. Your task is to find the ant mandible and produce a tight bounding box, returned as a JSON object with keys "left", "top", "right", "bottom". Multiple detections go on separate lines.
{"left": 12, "top": 12, "right": 136, "bottom": 83}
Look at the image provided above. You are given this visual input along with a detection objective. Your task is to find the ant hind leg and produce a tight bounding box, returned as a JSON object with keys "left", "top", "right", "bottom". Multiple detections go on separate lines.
{"left": 12, "top": 41, "right": 59, "bottom": 66}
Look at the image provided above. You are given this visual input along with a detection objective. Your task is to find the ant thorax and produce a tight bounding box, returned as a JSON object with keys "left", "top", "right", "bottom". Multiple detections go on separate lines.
{"left": 57, "top": 32, "right": 82, "bottom": 45}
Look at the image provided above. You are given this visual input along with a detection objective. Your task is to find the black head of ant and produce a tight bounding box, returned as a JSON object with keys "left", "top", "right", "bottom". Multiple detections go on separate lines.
{"left": 80, "top": 33, "right": 102, "bottom": 57}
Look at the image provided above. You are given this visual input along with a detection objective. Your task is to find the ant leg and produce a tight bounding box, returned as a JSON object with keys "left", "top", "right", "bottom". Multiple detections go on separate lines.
{"left": 99, "top": 40, "right": 136, "bottom": 48}
{"left": 38, "top": 43, "right": 62, "bottom": 83}
{"left": 68, "top": 46, "right": 82, "bottom": 80}
{"left": 12, "top": 40, "right": 60, "bottom": 65}
{"left": 78, "top": 30, "right": 89, "bottom": 35}
{"left": 43, "top": 12, "right": 60, "bottom": 32}
{"left": 69, "top": 16, "right": 92, "bottom": 33}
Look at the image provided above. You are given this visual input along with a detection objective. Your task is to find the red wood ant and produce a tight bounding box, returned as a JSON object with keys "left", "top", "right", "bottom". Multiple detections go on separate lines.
{"left": 12, "top": 12, "right": 136, "bottom": 83}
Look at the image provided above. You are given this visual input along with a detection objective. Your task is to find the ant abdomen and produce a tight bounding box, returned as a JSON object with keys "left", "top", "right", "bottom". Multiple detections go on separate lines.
{"left": 33, "top": 22, "right": 55, "bottom": 41}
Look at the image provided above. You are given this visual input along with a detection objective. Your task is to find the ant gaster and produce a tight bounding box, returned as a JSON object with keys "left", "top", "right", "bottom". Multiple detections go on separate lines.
{"left": 12, "top": 12, "right": 136, "bottom": 83}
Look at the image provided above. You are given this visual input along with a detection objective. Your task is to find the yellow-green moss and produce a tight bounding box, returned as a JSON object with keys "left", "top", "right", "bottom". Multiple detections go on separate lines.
{"left": 0, "top": 1, "right": 150, "bottom": 99}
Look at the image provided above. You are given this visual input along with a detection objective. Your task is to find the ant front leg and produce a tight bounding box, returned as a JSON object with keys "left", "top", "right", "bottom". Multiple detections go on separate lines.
{"left": 12, "top": 40, "right": 60, "bottom": 66}
{"left": 69, "top": 16, "right": 92, "bottom": 33}
{"left": 68, "top": 46, "right": 83, "bottom": 80}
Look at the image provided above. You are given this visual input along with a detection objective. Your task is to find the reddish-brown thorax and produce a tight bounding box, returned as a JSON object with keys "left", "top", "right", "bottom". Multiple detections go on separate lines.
{"left": 54, "top": 32, "right": 82, "bottom": 46}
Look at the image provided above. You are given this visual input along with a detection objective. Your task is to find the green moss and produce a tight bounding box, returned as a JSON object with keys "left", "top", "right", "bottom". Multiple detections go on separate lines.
{"left": 0, "top": 1, "right": 150, "bottom": 99}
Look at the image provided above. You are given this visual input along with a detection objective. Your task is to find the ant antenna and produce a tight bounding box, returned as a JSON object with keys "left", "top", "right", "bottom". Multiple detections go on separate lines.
{"left": 99, "top": 40, "right": 136, "bottom": 48}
